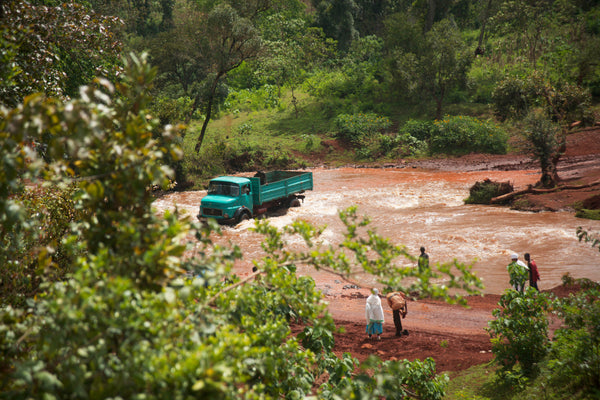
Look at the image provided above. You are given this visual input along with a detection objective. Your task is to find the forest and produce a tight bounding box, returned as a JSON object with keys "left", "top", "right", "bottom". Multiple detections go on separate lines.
{"left": 2, "top": 0, "right": 599, "bottom": 187}
{"left": 1, "top": 0, "right": 600, "bottom": 399}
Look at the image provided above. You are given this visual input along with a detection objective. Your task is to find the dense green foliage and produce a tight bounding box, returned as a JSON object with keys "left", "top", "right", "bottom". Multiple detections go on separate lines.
{"left": 335, "top": 112, "right": 391, "bottom": 145}
{"left": 487, "top": 289, "right": 553, "bottom": 378}
{"left": 0, "top": 53, "right": 486, "bottom": 399}
{"left": 0, "top": 185, "right": 83, "bottom": 307}
{"left": 0, "top": 0, "right": 122, "bottom": 107}
{"left": 550, "top": 285, "right": 600, "bottom": 395}
{"left": 2, "top": 0, "right": 600, "bottom": 397}
{"left": 464, "top": 179, "right": 513, "bottom": 205}
{"left": 430, "top": 116, "right": 508, "bottom": 155}
{"left": 473, "top": 276, "right": 600, "bottom": 400}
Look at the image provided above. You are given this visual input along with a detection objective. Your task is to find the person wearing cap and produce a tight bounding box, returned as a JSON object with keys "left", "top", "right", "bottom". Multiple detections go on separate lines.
{"left": 524, "top": 253, "right": 540, "bottom": 291}
{"left": 507, "top": 253, "right": 529, "bottom": 292}
{"left": 386, "top": 291, "right": 408, "bottom": 337}
{"left": 365, "top": 288, "right": 385, "bottom": 340}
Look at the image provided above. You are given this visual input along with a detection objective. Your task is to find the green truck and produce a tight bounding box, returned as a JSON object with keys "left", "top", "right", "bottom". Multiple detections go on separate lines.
{"left": 197, "top": 170, "right": 313, "bottom": 224}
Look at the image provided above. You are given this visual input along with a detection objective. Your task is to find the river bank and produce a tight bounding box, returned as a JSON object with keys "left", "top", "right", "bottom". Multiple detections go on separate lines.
{"left": 294, "top": 127, "right": 600, "bottom": 373}
{"left": 374, "top": 127, "right": 600, "bottom": 212}
{"left": 320, "top": 127, "right": 600, "bottom": 373}
{"left": 153, "top": 127, "right": 600, "bottom": 374}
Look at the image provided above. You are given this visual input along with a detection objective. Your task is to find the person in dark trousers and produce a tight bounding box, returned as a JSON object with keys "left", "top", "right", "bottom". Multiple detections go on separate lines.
{"left": 386, "top": 292, "right": 408, "bottom": 337}
{"left": 418, "top": 247, "right": 429, "bottom": 273}
{"left": 524, "top": 253, "right": 540, "bottom": 291}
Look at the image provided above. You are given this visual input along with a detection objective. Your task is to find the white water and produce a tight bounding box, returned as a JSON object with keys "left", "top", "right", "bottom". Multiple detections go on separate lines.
{"left": 153, "top": 167, "right": 600, "bottom": 294}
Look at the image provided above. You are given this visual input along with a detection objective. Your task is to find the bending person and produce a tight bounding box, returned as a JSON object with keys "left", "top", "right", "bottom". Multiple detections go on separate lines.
{"left": 386, "top": 291, "right": 408, "bottom": 337}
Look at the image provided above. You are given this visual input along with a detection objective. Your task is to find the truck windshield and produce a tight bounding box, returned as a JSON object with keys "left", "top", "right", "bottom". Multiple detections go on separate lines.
{"left": 207, "top": 181, "right": 240, "bottom": 197}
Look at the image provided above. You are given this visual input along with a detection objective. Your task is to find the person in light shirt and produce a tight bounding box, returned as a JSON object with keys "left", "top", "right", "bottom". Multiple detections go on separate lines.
{"left": 507, "top": 253, "right": 529, "bottom": 292}
{"left": 365, "top": 288, "right": 384, "bottom": 340}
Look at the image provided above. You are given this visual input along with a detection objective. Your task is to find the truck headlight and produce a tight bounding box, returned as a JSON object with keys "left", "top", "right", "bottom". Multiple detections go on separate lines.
{"left": 224, "top": 213, "right": 229, "bottom": 219}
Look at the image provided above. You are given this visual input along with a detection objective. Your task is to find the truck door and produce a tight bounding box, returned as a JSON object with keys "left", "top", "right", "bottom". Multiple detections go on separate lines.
{"left": 240, "top": 184, "right": 252, "bottom": 211}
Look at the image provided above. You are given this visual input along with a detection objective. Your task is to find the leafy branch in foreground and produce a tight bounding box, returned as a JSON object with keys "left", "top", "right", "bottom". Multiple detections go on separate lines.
{"left": 0, "top": 52, "right": 481, "bottom": 399}
{"left": 252, "top": 206, "right": 483, "bottom": 305}
{"left": 577, "top": 226, "right": 600, "bottom": 252}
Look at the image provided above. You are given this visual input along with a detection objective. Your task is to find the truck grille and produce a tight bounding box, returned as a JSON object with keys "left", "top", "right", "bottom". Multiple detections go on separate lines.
{"left": 203, "top": 208, "right": 222, "bottom": 217}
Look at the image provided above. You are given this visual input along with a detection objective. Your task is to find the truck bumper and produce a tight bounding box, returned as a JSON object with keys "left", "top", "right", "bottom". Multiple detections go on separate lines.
{"left": 197, "top": 214, "right": 236, "bottom": 225}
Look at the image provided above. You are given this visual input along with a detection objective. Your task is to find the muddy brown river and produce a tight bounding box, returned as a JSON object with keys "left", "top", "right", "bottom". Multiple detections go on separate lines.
{"left": 153, "top": 168, "right": 600, "bottom": 295}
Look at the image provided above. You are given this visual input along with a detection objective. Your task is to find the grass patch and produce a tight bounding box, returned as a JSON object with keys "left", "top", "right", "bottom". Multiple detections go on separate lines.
{"left": 575, "top": 209, "right": 600, "bottom": 220}
{"left": 444, "top": 360, "right": 590, "bottom": 400}
{"left": 444, "top": 362, "right": 498, "bottom": 400}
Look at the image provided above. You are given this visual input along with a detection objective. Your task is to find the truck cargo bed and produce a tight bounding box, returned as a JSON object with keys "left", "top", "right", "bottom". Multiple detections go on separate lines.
{"left": 250, "top": 171, "right": 313, "bottom": 205}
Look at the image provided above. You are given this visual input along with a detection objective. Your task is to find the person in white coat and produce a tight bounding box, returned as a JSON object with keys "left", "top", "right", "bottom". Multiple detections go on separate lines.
{"left": 365, "top": 288, "right": 385, "bottom": 340}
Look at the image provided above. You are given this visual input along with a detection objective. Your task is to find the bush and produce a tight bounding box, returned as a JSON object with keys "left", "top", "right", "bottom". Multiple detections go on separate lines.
{"left": 492, "top": 74, "right": 540, "bottom": 121}
{"left": 150, "top": 96, "right": 193, "bottom": 125}
{"left": 223, "top": 85, "right": 280, "bottom": 114}
{"left": 575, "top": 209, "right": 600, "bottom": 220}
{"left": 430, "top": 115, "right": 508, "bottom": 155}
{"left": 487, "top": 289, "right": 553, "bottom": 377}
{"left": 464, "top": 179, "right": 513, "bottom": 204}
{"left": 467, "top": 59, "right": 505, "bottom": 104}
{"left": 549, "top": 288, "right": 600, "bottom": 395}
{"left": 304, "top": 70, "right": 354, "bottom": 99}
{"left": 0, "top": 185, "right": 82, "bottom": 307}
{"left": 335, "top": 112, "right": 391, "bottom": 146}
{"left": 493, "top": 72, "right": 593, "bottom": 125}
{"left": 399, "top": 119, "right": 435, "bottom": 141}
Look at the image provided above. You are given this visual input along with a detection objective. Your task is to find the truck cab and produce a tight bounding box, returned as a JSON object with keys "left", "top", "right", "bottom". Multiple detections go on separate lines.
{"left": 198, "top": 177, "right": 253, "bottom": 224}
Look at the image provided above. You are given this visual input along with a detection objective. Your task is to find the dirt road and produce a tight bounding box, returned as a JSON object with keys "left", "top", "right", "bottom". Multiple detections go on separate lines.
{"left": 319, "top": 127, "right": 600, "bottom": 373}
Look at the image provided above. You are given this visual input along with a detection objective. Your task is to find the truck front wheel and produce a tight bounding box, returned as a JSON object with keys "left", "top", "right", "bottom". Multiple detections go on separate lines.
{"left": 237, "top": 212, "right": 251, "bottom": 224}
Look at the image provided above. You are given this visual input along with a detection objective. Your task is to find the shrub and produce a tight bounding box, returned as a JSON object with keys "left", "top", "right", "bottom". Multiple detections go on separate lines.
{"left": 223, "top": 85, "right": 280, "bottom": 114}
{"left": 493, "top": 72, "right": 593, "bottom": 125}
{"left": 399, "top": 119, "right": 435, "bottom": 141}
{"left": 335, "top": 112, "right": 391, "bottom": 146}
{"left": 467, "top": 59, "right": 505, "bottom": 104}
{"left": 464, "top": 179, "right": 513, "bottom": 204}
{"left": 304, "top": 70, "right": 353, "bottom": 99}
{"left": 151, "top": 96, "right": 193, "bottom": 125}
{"left": 487, "top": 289, "right": 553, "bottom": 377}
{"left": 492, "top": 74, "right": 540, "bottom": 121}
{"left": 575, "top": 209, "right": 600, "bottom": 220}
{"left": 549, "top": 289, "right": 600, "bottom": 395}
{"left": 430, "top": 115, "right": 508, "bottom": 155}
{"left": 354, "top": 132, "right": 428, "bottom": 161}
{"left": 0, "top": 185, "right": 82, "bottom": 307}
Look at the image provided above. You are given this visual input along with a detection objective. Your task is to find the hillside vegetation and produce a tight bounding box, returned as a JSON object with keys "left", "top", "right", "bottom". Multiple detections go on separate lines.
{"left": 3, "top": 0, "right": 599, "bottom": 188}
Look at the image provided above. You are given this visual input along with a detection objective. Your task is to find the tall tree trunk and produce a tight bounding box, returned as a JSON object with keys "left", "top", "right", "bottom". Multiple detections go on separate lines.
{"left": 291, "top": 86, "right": 299, "bottom": 118}
{"left": 475, "top": 0, "right": 493, "bottom": 56}
{"left": 538, "top": 130, "right": 566, "bottom": 188}
{"left": 434, "top": 97, "right": 443, "bottom": 121}
{"left": 194, "top": 74, "right": 222, "bottom": 153}
{"left": 426, "top": 0, "right": 436, "bottom": 32}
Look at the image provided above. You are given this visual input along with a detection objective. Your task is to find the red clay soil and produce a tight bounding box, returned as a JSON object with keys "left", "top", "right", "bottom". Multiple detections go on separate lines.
{"left": 305, "top": 127, "right": 600, "bottom": 374}
{"left": 318, "top": 282, "right": 583, "bottom": 374}
{"left": 310, "top": 127, "right": 600, "bottom": 211}
{"left": 405, "top": 127, "right": 600, "bottom": 212}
